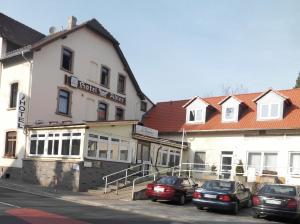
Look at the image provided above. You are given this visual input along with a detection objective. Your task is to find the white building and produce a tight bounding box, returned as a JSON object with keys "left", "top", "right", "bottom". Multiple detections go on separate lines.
{"left": 0, "top": 14, "right": 184, "bottom": 190}
{"left": 143, "top": 89, "right": 300, "bottom": 185}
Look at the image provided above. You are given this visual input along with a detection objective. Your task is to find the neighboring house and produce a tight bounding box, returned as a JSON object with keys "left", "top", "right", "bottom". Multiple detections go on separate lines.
{"left": 0, "top": 13, "right": 182, "bottom": 191}
{"left": 143, "top": 88, "right": 300, "bottom": 185}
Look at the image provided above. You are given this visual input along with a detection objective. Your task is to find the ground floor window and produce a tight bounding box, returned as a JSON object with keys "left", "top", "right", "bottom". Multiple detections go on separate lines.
{"left": 194, "top": 151, "right": 206, "bottom": 170}
{"left": 158, "top": 148, "right": 180, "bottom": 167}
{"left": 247, "top": 152, "right": 278, "bottom": 174}
{"left": 29, "top": 132, "right": 81, "bottom": 157}
{"left": 289, "top": 152, "right": 300, "bottom": 175}
{"left": 87, "top": 133, "right": 130, "bottom": 162}
{"left": 5, "top": 131, "right": 17, "bottom": 157}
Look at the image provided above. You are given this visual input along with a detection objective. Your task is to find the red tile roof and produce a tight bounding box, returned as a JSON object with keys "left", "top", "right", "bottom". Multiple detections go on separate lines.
{"left": 142, "top": 88, "right": 300, "bottom": 133}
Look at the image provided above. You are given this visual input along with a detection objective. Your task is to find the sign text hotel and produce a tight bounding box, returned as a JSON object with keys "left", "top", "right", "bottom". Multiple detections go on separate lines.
{"left": 65, "top": 75, "right": 126, "bottom": 105}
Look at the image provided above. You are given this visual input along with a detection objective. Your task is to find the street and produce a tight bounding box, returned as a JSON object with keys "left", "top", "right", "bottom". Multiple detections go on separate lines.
{"left": 0, "top": 186, "right": 292, "bottom": 224}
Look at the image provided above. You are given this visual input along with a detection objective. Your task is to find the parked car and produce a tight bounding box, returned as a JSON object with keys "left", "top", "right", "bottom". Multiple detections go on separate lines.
{"left": 252, "top": 184, "right": 300, "bottom": 221}
{"left": 146, "top": 176, "right": 198, "bottom": 205}
{"left": 192, "top": 180, "right": 252, "bottom": 214}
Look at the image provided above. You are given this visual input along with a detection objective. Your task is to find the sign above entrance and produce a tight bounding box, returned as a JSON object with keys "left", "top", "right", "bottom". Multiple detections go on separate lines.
{"left": 135, "top": 125, "right": 158, "bottom": 138}
{"left": 64, "top": 75, "right": 126, "bottom": 105}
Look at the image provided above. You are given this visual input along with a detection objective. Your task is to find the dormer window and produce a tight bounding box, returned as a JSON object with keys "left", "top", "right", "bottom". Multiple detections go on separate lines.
{"left": 225, "top": 107, "right": 234, "bottom": 120}
{"left": 260, "top": 103, "right": 279, "bottom": 119}
{"left": 189, "top": 109, "right": 203, "bottom": 122}
{"left": 183, "top": 97, "right": 209, "bottom": 124}
{"left": 254, "top": 89, "right": 288, "bottom": 121}
{"left": 219, "top": 96, "right": 242, "bottom": 123}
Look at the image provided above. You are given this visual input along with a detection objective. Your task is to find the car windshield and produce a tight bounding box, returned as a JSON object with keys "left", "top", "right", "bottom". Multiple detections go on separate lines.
{"left": 260, "top": 185, "right": 296, "bottom": 196}
{"left": 202, "top": 181, "right": 234, "bottom": 192}
{"left": 156, "top": 176, "right": 178, "bottom": 185}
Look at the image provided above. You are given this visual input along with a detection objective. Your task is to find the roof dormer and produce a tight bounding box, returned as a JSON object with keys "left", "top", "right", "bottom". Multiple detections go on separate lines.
{"left": 218, "top": 96, "right": 242, "bottom": 123}
{"left": 183, "top": 97, "right": 210, "bottom": 124}
{"left": 253, "top": 89, "right": 289, "bottom": 121}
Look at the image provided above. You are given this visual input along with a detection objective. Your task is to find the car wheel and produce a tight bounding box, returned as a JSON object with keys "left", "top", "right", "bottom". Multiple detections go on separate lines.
{"left": 151, "top": 199, "right": 157, "bottom": 202}
{"left": 233, "top": 202, "right": 239, "bottom": 215}
{"left": 252, "top": 211, "right": 260, "bottom": 219}
{"left": 178, "top": 194, "right": 186, "bottom": 205}
{"left": 197, "top": 206, "right": 204, "bottom": 210}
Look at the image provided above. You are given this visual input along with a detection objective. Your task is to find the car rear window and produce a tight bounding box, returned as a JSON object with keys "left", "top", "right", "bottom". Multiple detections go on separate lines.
{"left": 156, "top": 176, "right": 178, "bottom": 185}
{"left": 202, "top": 181, "right": 234, "bottom": 192}
{"left": 260, "top": 185, "right": 296, "bottom": 196}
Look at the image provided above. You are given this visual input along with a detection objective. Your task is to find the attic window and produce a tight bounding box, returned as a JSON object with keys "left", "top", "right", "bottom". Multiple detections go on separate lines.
{"left": 188, "top": 109, "right": 203, "bottom": 123}
{"left": 260, "top": 103, "right": 279, "bottom": 119}
{"left": 61, "top": 47, "right": 73, "bottom": 72}
{"left": 225, "top": 107, "right": 234, "bottom": 120}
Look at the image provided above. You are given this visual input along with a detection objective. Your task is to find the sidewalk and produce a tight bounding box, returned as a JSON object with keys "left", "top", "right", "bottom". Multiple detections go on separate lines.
{"left": 0, "top": 179, "right": 274, "bottom": 224}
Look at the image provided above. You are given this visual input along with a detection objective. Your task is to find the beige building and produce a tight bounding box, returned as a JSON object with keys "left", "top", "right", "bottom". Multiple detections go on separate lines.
{"left": 0, "top": 13, "right": 161, "bottom": 186}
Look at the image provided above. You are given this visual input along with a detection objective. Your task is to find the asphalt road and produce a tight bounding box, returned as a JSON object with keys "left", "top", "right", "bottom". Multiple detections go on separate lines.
{"left": 0, "top": 187, "right": 293, "bottom": 224}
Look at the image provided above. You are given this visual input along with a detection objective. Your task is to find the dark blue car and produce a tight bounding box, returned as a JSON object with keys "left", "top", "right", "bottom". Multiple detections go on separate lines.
{"left": 192, "top": 180, "right": 252, "bottom": 214}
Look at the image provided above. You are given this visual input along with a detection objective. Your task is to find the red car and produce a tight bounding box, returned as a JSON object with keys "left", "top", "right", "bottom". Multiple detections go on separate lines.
{"left": 146, "top": 176, "right": 197, "bottom": 205}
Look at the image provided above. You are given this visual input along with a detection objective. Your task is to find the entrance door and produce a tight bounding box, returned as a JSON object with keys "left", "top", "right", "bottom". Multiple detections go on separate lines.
{"left": 220, "top": 152, "right": 233, "bottom": 179}
{"left": 136, "top": 141, "right": 150, "bottom": 164}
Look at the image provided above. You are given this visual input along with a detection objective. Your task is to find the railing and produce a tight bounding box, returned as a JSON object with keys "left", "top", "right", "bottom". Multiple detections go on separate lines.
{"left": 131, "top": 165, "right": 180, "bottom": 200}
{"left": 102, "top": 163, "right": 152, "bottom": 194}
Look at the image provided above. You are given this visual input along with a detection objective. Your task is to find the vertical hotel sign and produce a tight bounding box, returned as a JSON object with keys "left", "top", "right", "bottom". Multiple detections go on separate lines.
{"left": 17, "top": 93, "right": 26, "bottom": 129}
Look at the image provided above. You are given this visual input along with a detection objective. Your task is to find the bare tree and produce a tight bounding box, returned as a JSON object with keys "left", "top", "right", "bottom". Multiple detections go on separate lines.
{"left": 221, "top": 84, "right": 248, "bottom": 95}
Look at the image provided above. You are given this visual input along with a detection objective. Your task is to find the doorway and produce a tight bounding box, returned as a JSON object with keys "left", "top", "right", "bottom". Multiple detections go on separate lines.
{"left": 220, "top": 151, "right": 233, "bottom": 179}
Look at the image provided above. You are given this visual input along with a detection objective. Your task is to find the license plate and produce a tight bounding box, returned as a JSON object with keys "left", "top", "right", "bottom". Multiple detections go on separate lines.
{"left": 154, "top": 186, "right": 164, "bottom": 192}
{"left": 265, "top": 199, "right": 281, "bottom": 205}
{"left": 204, "top": 194, "right": 217, "bottom": 199}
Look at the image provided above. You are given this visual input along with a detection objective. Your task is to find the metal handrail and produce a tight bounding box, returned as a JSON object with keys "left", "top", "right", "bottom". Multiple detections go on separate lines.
{"left": 103, "top": 163, "right": 152, "bottom": 194}
{"left": 131, "top": 165, "right": 180, "bottom": 200}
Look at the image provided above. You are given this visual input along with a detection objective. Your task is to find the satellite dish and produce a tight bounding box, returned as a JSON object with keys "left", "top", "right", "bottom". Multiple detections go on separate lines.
{"left": 49, "top": 26, "right": 57, "bottom": 34}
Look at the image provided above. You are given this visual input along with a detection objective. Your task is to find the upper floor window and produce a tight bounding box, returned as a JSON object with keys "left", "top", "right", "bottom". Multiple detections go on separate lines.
{"left": 260, "top": 103, "right": 279, "bottom": 119}
{"left": 225, "top": 107, "right": 234, "bottom": 120}
{"left": 115, "top": 107, "right": 124, "bottom": 120}
{"left": 117, "top": 74, "right": 126, "bottom": 94}
{"left": 9, "top": 83, "right": 18, "bottom": 108}
{"left": 57, "top": 89, "right": 71, "bottom": 115}
{"left": 141, "top": 101, "right": 147, "bottom": 112}
{"left": 188, "top": 109, "right": 203, "bottom": 122}
{"left": 61, "top": 47, "right": 73, "bottom": 72}
{"left": 100, "top": 66, "right": 110, "bottom": 88}
{"left": 98, "top": 102, "right": 108, "bottom": 121}
{"left": 5, "top": 131, "right": 17, "bottom": 157}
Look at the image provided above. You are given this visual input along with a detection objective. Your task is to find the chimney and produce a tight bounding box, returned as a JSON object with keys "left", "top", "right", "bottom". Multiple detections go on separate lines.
{"left": 67, "top": 16, "right": 77, "bottom": 30}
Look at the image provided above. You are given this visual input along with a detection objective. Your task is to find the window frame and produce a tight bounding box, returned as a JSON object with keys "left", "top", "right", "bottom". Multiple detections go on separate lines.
{"left": 9, "top": 82, "right": 18, "bottom": 109}
{"left": 140, "top": 101, "right": 147, "bottom": 112}
{"left": 60, "top": 46, "right": 74, "bottom": 73}
{"left": 187, "top": 109, "right": 204, "bottom": 123}
{"left": 259, "top": 103, "right": 280, "bottom": 120}
{"left": 117, "top": 74, "right": 126, "bottom": 95}
{"left": 100, "top": 65, "right": 110, "bottom": 89}
{"left": 247, "top": 151, "right": 278, "bottom": 175}
{"left": 115, "top": 107, "right": 125, "bottom": 120}
{"left": 4, "top": 131, "right": 17, "bottom": 158}
{"left": 97, "top": 101, "right": 108, "bottom": 121}
{"left": 289, "top": 152, "right": 300, "bottom": 176}
{"left": 56, "top": 87, "right": 72, "bottom": 117}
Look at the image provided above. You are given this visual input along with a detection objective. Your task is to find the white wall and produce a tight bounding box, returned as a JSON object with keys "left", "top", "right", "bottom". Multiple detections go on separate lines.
{"left": 0, "top": 60, "right": 31, "bottom": 168}
{"left": 29, "top": 27, "right": 148, "bottom": 124}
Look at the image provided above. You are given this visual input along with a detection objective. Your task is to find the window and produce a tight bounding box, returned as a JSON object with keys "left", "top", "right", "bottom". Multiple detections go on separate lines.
{"left": 115, "top": 107, "right": 124, "bottom": 120}
{"left": 168, "top": 150, "right": 180, "bottom": 166}
{"left": 225, "top": 107, "right": 234, "bottom": 120}
{"left": 188, "top": 109, "right": 203, "bottom": 122}
{"left": 98, "top": 102, "right": 108, "bottom": 121}
{"left": 194, "top": 152, "right": 206, "bottom": 170}
{"left": 29, "top": 132, "right": 81, "bottom": 157}
{"left": 290, "top": 152, "right": 300, "bottom": 175}
{"left": 117, "top": 74, "right": 126, "bottom": 94}
{"left": 9, "top": 83, "right": 18, "bottom": 108}
{"left": 247, "top": 152, "right": 278, "bottom": 174}
{"left": 120, "top": 140, "right": 129, "bottom": 161}
{"left": 158, "top": 150, "right": 168, "bottom": 166}
{"left": 5, "top": 131, "right": 16, "bottom": 157}
{"left": 57, "top": 89, "right": 71, "bottom": 115}
{"left": 141, "top": 101, "right": 147, "bottom": 112}
{"left": 61, "top": 47, "right": 73, "bottom": 72}
{"left": 260, "top": 104, "right": 280, "bottom": 119}
{"left": 87, "top": 134, "right": 98, "bottom": 157}
{"left": 99, "top": 136, "right": 109, "bottom": 159}
{"left": 100, "top": 66, "right": 110, "bottom": 88}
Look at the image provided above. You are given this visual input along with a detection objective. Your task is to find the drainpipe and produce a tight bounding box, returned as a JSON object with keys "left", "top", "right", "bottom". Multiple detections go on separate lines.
{"left": 21, "top": 50, "right": 33, "bottom": 159}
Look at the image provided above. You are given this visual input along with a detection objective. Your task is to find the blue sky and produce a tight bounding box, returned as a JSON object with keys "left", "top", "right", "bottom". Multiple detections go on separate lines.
{"left": 1, "top": 0, "right": 300, "bottom": 102}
